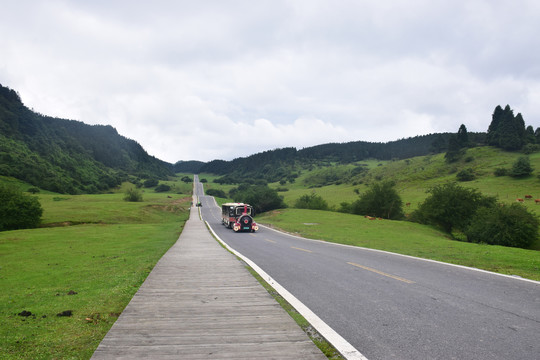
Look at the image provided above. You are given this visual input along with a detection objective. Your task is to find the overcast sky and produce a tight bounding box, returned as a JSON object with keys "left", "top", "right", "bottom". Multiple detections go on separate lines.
{"left": 2, "top": 1, "right": 539, "bottom": 163}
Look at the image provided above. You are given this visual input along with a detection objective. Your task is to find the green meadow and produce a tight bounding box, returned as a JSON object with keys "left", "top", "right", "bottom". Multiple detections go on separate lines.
{"left": 2, "top": 147, "right": 540, "bottom": 358}
{"left": 257, "top": 209, "right": 540, "bottom": 281}
{"left": 0, "top": 178, "right": 191, "bottom": 359}
{"left": 202, "top": 146, "right": 540, "bottom": 280}
{"left": 262, "top": 148, "right": 540, "bottom": 213}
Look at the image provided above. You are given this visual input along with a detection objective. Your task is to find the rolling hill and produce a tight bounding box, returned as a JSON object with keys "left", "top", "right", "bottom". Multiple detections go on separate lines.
{"left": 0, "top": 83, "right": 173, "bottom": 194}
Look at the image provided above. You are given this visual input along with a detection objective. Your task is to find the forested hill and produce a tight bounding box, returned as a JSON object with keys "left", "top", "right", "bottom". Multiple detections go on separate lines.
{"left": 0, "top": 84, "right": 172, "bottom": 194}
{"left": 198, "top": 132, "right": 486, "bottom": 182}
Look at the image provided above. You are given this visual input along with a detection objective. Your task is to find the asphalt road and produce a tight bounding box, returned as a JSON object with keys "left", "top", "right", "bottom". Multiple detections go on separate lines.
{"left": 194, "top": 178, "right": 540, "bottom": 360}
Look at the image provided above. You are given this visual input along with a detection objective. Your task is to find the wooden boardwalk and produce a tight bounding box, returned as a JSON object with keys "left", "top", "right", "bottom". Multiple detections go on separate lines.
{"left": 91, "top": 207, "right": 326, "bottom": 359}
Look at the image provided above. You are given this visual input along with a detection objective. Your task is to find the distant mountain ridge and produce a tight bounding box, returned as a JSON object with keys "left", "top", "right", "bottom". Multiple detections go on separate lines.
{"left": 0, "top": 83, "right": 172, "bottom": 194}
{"left": 194, "top": 132, "right": 487, "bottom": 182}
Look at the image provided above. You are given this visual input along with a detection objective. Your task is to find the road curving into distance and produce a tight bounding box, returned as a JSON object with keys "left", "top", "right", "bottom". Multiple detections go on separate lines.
{"left": 194, "top": 176, "right": 540, "bottom": 360}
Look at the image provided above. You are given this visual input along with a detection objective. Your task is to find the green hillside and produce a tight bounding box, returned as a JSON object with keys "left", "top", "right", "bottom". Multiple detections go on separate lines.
{"left": 0, "top": 84, "right": 173, "bottom": 194}
{"left": 269, "top": 147, "right": 540, "bottom": 213}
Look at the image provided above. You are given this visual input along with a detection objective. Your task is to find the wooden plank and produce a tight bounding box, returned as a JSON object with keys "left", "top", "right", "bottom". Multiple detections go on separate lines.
{"left": 91, "top": 209, "right": 326, "bottom": 359}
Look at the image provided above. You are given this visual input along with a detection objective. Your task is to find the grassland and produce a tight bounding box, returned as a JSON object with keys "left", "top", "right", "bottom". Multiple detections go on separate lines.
{"left": 260, "top": 148, "right": 540, "bottom": 214}
{"left": 256, "top": 209, "right": 540, "bottom": 281}
{"left": 201, "top": 146, "right": 540, "bottom": 280}
{"left": 0, "top": 178, "right": 191, "bottom": 359}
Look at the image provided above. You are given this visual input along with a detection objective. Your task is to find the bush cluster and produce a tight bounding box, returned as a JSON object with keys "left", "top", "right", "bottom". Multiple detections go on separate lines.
{"left": 0, "top": 185, "right": 43, "bottom": 231}
{"left": 412, "top": 182, "right": 538, "bottom": 248}
{"left": 229, "top": 184, "right": 285, "bottom": 214}
{"left": 206, "top": 189, "right": 226, "bottom": 198}
{"left": 294, "top": 193, "right": 329, "bottom": 210}
{"left": 154, "top": 184, "right": 171, "bottom": 192}
{"left": 351, "top": 181, "right": 404, "bottom": 219}
{"left": 124, "top": 188, "right": 143, "bottom": 202}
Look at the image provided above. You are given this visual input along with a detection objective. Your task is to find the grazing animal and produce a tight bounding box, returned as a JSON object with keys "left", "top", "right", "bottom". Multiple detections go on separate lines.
{"left": 406, "top": 202, "right": 411, "bottom": 207}
{"left": 516, "top": 198, "right": 524, "bottom": 202}
{"left": 525, "top": 195, "right": 533, "bottom": 199}
{"left": 535, "top": 199, "right": 540, "bottom": 204}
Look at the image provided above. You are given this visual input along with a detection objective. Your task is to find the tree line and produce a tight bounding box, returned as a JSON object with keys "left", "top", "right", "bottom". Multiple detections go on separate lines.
{"left": 0, "top": 83, "right": 173, "bottom": 194}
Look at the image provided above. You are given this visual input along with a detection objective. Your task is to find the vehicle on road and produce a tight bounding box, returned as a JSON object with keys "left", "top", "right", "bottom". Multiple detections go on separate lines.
{"left": 221, "top": 203, "right": 258, "bottom": 232}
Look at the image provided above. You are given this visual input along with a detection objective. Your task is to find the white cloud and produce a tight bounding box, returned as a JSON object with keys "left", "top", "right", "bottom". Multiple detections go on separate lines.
{"left": 1, "top": 0, "right": 540, "bottom": 163}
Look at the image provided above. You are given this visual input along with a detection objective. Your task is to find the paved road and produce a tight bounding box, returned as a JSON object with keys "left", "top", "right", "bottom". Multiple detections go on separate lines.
{"left": 195, "top": 178, "right": 540, "bottom": 360}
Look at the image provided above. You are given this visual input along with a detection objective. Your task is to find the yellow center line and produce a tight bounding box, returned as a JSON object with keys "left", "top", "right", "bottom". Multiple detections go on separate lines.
{"left": 291, "top": 246, "right": 313, "bottom": 253}
{"left": 265, "top": 239, "right": 277, "bottom": 243}
{"left": 347, "top": 262, "right": 415, "bottom": 284}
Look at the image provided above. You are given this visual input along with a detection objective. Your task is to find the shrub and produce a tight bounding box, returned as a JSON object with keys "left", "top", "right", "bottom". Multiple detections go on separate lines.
{"left": 230, "top": 184, "right": 285, "bottom": 214}
{"left": 181, "top": 176, "right": 193, "bottom": 183}
{"left": 466, "top": 204, "right": 539, "bottom": 248}
{"left": 200, "top": 178, "right": 208, "bottom": 183}
{"left": 494, "top": 168, "right": 508, "bottom": 177}
{"left": 206, "top": 189, "right": 226, "bottom": 198}
{"left": 510, "top": 156, "right": 533, "bottom": 177}
{"left": 143, "top": 178, "right": 159, "bottom": 188}
{"left": 154, "top": 184, "right": 171, "bottom": 192}
{"left": 522, "top": 143, "right": 540, "bottom": 154}
{"left": 124, "top": 188, "right": 143, "bottom": 202}
{"left": 27, "top": 187, "right": 40, "bottom": 194}
{"left": 456, "top": 168, "right": 475, "bottom": 181}
{"left": 412, "top": 182, "right": 496, "bottom": 233}
{"left": 294, "top": 193, "right": 329, "bottom": 210}
{"left": 338, "top": 202, "right": 353, "bottom": 213}
{"left": 351, "top": 181, "right": 404, "bottom": 219}
{"left": 0, "top": 185, "right": 43, "bottom": 231}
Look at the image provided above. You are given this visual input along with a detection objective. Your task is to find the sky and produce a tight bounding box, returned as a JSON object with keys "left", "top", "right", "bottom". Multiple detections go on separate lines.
{"left": 1, "top": 0, "right": 540, "bottom": 163}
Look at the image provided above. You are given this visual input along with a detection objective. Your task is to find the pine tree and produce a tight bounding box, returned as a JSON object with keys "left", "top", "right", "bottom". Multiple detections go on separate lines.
{"left": 457, "top": 124, "right": 469, "bottom": 148}
{"left": 486, "top": 105, "right": 526, "bottom": 150}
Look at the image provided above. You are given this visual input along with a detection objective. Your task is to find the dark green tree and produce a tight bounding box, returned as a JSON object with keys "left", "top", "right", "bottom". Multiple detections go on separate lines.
{"left": 510, "top": 156, "right": 533, "bottom": 177}
{"left": 430, "top": 134, "right": 447, "bottom": 153}
{"left": 154, "top": 184, "right": 171, "bottom": 192}
{"left": 0, "top": 185, "right": 43, "bottom": 231}
{"left": 456, "top": 168, "right": 475, "bottom": 181}
{"left": 143, "top": 178, "right": 159, "bottom": 187}
{"left": 124, "top": 188, "right": 143, "bottom": 202}
{"left": 525, "top": 125, "right": 536, "bottom": 144}
{"left": 445, "top": 135, "right": 463, "bottom": 163}
{"left": 351, "top": 181, "right": 404, "bottom": 219}
{"left": 457, "top": 124, "right": 469, "bottom": 148}
{"left": 206, "top": 189, "right": 227, "bottom": 198}
{"left": 487, "top": 105, "right": 526, "bottom": 150}
{"left": 465, "top": 204, "right": 539, "bottom": 248}
{"left": 411, "top": 182, "right": 496, "bottom": 233}
{"left": 230, "top": 184, "right": 285, "bottom": 214}
{"left": 486, "top": 105, "right": 504, "bottom": 146}
{"left": 294, "top": 193, "right": 329, "bottom": 210}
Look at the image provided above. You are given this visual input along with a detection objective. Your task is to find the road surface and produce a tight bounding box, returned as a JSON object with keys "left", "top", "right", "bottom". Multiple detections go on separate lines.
{"left": 195, "top": 177, "right": 540, "bottom": 360}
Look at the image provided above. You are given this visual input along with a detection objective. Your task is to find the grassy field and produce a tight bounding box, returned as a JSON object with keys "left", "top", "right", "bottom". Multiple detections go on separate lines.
{"left": 257, "top": 209, "right": 540, "bottom": 281}
{"left": 259, "top": 148, "right": 540, "bottom": 214}
{"left": 0, "top": 180, "right": 191, "bottom": 359}
{"left": 200, "top": 146, "right": 540, "bottom": 279}
{"left": 2, "top": 147, "right": 539, "bottom": 357}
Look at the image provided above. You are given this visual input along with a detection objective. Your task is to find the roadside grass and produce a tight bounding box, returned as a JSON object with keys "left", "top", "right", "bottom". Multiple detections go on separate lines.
{"left": 256, "top": 209, "right": 540, "bottom": 281}
{"left": 0, "top": 189, "right": 190, "bottom": 359}
{"left": 199, "top": 147, "right": 540, "bottom": 251}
